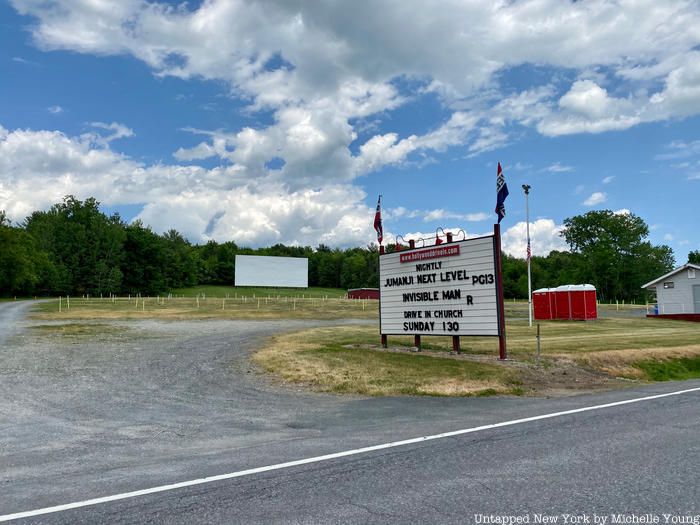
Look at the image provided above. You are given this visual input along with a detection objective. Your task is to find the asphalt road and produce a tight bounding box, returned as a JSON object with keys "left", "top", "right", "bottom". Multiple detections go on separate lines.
{"left": 1, "top": 301, "right": 699, "bottom": 524}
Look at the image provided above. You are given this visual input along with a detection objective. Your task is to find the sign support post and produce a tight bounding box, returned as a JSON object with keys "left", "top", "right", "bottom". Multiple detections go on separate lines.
{"left": 379, "top": 244, "right": 387, "bottom": 348}
{"left": 494, "top": 224, "right": 507, "bottom": 360}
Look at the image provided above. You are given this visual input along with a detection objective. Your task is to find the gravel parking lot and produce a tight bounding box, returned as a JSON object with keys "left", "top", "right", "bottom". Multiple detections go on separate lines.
{"left": 1, "top": 302, "right": 385, "bottom": 512}
{"left": 3, "top": 301, "right": 698, "bottom": 522}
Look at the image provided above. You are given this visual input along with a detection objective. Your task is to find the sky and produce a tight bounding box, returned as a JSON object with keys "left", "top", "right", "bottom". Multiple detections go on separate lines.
{"left": 1, "top": 0, "right": 699, "bottom": 261}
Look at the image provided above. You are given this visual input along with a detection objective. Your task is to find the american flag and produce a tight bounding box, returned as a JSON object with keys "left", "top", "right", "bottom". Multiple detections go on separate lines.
{"left": 526, "top": 239, "right": 531, "bottom": 261}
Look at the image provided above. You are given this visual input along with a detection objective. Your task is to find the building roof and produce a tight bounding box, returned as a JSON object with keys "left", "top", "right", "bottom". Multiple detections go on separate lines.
{"left": 533, "top": 284, "right": 595, "bottom": 293}
{"left": 641, "top": 263, "right": 700, "bottom": 289}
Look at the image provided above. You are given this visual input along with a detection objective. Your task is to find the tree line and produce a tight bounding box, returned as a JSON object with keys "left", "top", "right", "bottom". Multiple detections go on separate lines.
{"left": 0, "top": 196, "right": 684, "bottom": 301}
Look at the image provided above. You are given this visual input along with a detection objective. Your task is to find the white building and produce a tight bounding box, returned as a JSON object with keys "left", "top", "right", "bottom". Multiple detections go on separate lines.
{"left": 642, "top": 263, "right": 700, "bottom": 315}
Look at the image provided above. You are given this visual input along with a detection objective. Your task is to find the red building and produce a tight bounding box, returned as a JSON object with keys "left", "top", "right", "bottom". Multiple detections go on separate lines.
{"left": 347, "top": 288, "right": 379, "bottom": 300}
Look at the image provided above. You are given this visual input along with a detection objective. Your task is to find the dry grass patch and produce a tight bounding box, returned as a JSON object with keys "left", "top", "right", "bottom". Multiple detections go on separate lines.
{"left": 29, "top": 322, "right": 128, "bottom": 342}
{"left": 253, "top": 326, "right": 519, "bottom": 397}
{"left": 572, "top": 344, "right": 700, "bottom": 379}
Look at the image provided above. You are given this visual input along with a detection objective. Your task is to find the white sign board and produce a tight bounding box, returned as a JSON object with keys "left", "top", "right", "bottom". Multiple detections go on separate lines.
{"left": 379, "top": 236, "right": 499, "bottom": 336}
{"left": 235, "top": 255, "right": 308, "bottom": 288}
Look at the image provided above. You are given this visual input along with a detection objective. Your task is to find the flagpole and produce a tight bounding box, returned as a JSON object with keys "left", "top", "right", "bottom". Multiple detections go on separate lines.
{"left": 522, "top": 184, "right": 532, "bottom": 327}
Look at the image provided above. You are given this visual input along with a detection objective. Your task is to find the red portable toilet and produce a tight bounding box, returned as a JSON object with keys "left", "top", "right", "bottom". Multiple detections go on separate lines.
{"left": 570, "top": 285, "right": 586, "bottom": 319}
{"left": 584, "top": 285, "right": 597, "bottom": 319}
{"left": 554, "top": 285, "right": 572, "bottom": 320}
{"left": 559, "top": 284, "right": 598, "bottom": 320}
{"left": 568, "top": 284, "right": 597, "bottom": 320}
{"left": 533, "top": 288, "right": 555, "bottom": 320}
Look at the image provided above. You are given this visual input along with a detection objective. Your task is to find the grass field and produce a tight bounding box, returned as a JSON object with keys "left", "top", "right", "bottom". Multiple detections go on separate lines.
{"left": 31, "top": 289, "right": 377, "bottom": 321}
{"left": 31, "top": 290, "right": 647, "bottom": 322}
{"left": 169, "top": 285, "right": 348, "bottom": 299}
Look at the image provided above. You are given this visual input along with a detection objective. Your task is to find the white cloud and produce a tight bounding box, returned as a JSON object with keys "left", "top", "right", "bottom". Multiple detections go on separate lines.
{"left": 0, "top": 124, "right": 375, "bottom": 247}
{"left": 464, "top": 212, "right": 490, "bottom": 222}
{"left": 539, "top": 80, "right": 641, "bottom": 136}
{"left": 86, "top": 121, "right": 135, "bottom": 146}
{"left": 648, "top": 53, "right": 700, "bottom": 119}
{"left": 545, "top": 162, "right": 573, "bottom": 173}
{"left": 655, "top": 139, "right": 700, "bottom": 181}
{"left": 9, "top": 0, "right": 700, "bottom": 165}
{"left": 511, "top": 162, "right": 532, "bottom": 172}
{"left": 583, "top": 191, "right": 608, "bottom": 206}
{"left": 173, "top": 141, "right": 218, "bottom": 162}
{"left": 558, "top": 80, "right": 616, "bottom": 119}
{"left": 384, "top": 207, "right": 489, "bottom": 224}
{"left": 47, "top": 105, "right": 63, "bottom": 114}
{"left": 583, "top": 192, "right": 607, "bottom": 206}
{"left": 502, "top": 219, "right": 568, "bottom": 258}
{"left": 664, "top": 233, "right": 675, "bottom": 241}
{"left": 602, "top": 176, "right": 615, "bottom": 184}
{"left": 422, "top": 209, "right": 489, "bottom": 223}
{"left": 13, "top": 56, "right": 41, "bottom": 66}
{"left": 539, "top": 54, "right": 700, "bottom": 136}
{"left": 655, "top": 139, "right": 700, "bottom": 160}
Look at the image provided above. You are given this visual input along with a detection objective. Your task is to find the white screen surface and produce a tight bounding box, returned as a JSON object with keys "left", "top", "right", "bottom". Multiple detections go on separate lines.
{"left": 235, "top": 255, "right": 308, "bottom": 288}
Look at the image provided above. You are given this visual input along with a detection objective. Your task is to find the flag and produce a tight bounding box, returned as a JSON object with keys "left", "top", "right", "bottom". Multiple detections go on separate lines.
{"left": 526, "top": 239, "right": 531, "bottom": 261}
{"left": 373, "top": 195, "right": 383, "bottom": 244}
{"left": 495, "top": 162, "right": 509, "bottom": 223}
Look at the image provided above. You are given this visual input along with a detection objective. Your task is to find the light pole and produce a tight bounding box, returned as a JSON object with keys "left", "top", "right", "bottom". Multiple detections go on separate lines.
{"left": 522, "top": 184, "right": 532, "bottom": 327}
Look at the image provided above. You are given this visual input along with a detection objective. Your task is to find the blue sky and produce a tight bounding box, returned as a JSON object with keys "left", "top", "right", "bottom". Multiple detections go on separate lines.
{"left": 1, "top": 0, "right": 699, "bottom": 261}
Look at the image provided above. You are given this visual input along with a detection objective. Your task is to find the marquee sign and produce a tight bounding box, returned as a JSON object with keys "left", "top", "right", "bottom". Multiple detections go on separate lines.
{"left": 379, "top": 235, "right": 500, "bottom": 337}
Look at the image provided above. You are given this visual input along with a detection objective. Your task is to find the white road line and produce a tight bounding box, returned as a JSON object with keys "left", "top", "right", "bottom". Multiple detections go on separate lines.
{"left": 2, "top": 386, "right": 699, "bottom": 522}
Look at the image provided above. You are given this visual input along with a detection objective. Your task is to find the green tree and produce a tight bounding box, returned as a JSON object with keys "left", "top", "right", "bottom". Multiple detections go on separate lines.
{"left": 0, "top": 224, "right": 40, "bottom": 295}
{"left": 317, "top": 249, "right": 343, "bottom": 288}
{"left": 689, "top": 250, "right": 700, "bottom": 264}
{"left": 161, "top": 229, "right": 198, "bottom": 288}
{"left": 120, "top": 221, "right": 167, "bottom": 295}
{"left": 24, "top": 196, "right": 125, "bottom": 295}
{"left": 501, "top": 254, "right": 527, "bottom": 298}
{"left": 561, "top": 210, "right": 674, "bottom": 301}
{"left": 340, "top": 251, "right": 368, "bottom": 289}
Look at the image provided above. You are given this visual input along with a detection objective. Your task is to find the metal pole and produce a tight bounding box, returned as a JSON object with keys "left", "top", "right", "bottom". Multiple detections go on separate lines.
{"left": 494, "top": 224, "right": 507, "bottom": 360}
{"left": 522, "top": 184, "right": 532, "bottom": 327}
{"left": 379, "top": 244, "right": 386, "bottom": 348}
